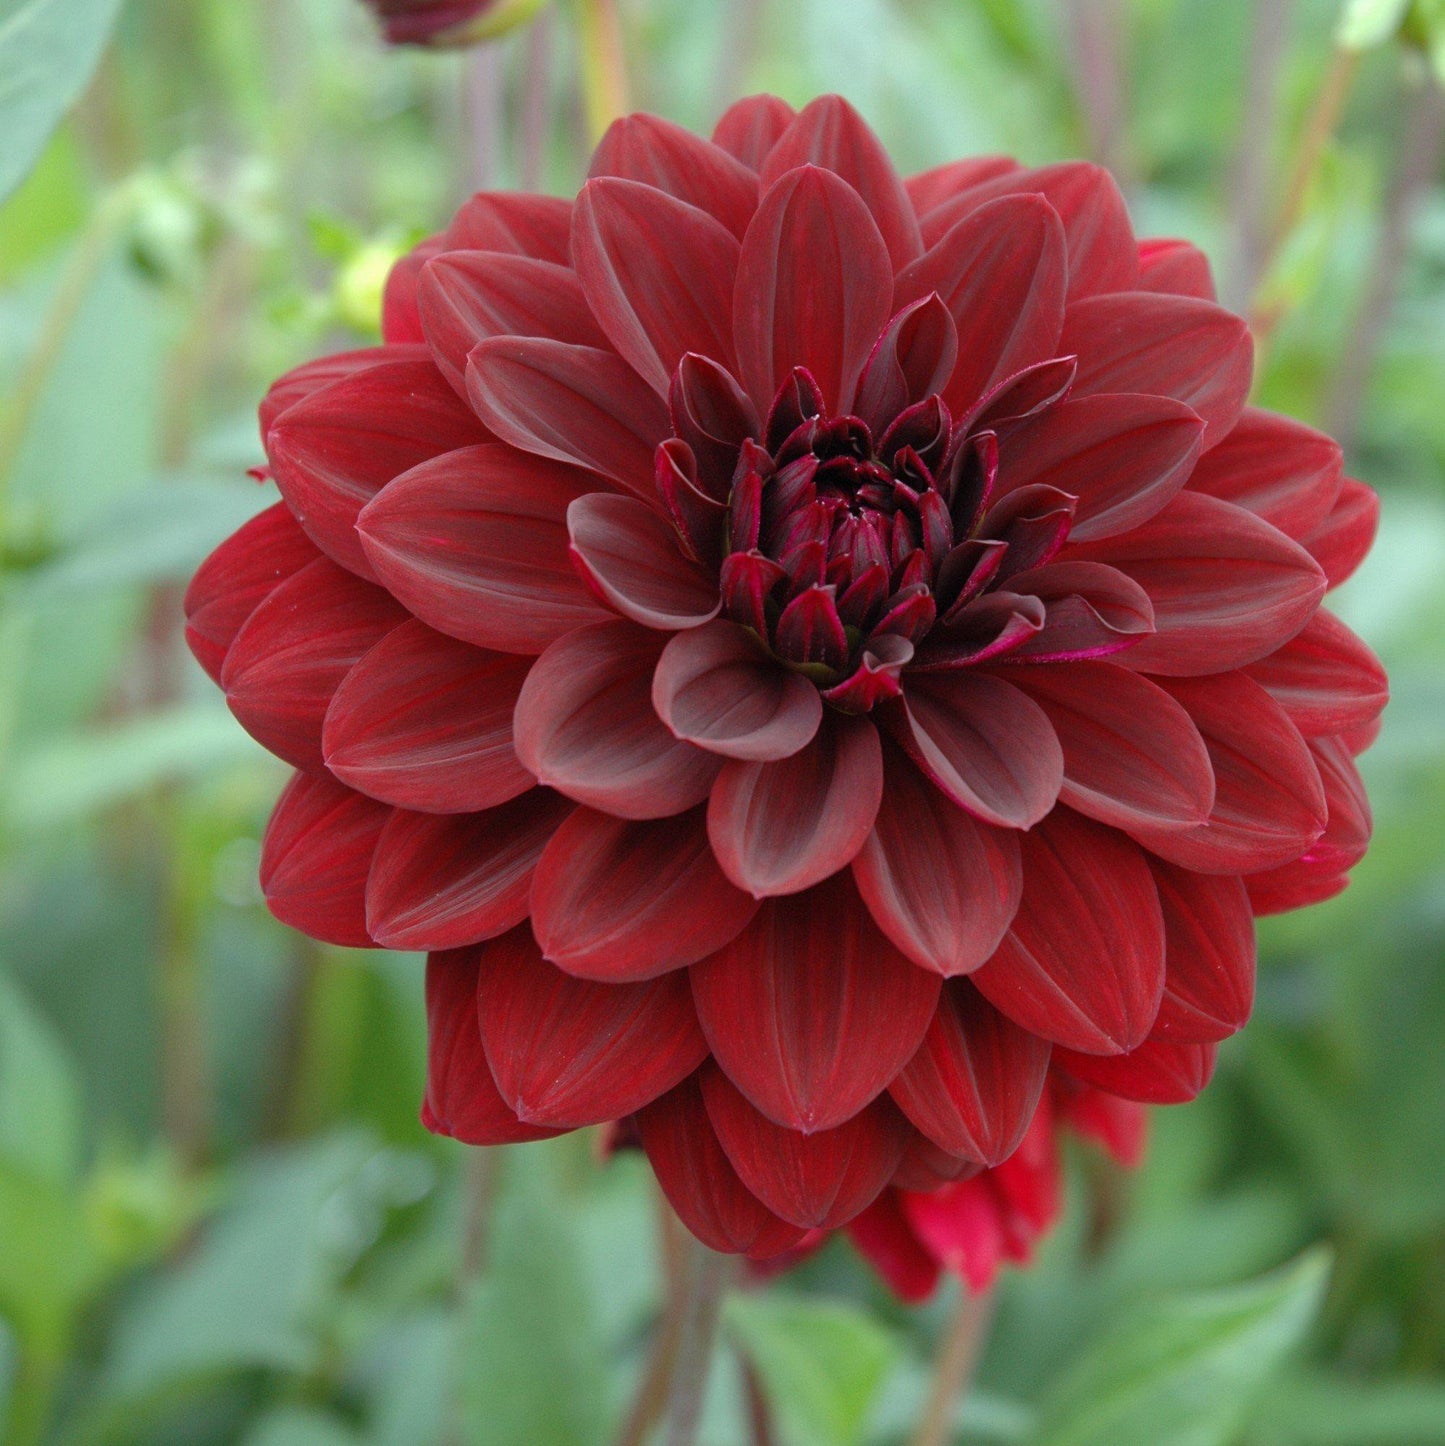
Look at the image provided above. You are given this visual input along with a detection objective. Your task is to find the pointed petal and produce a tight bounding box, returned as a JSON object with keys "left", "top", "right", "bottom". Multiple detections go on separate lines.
{"left": 184, "top": 502, "right": 321, "bottom": 683}
{"left": 422, "top": 949, "right": 560, "bottom": 1144}
{"left": 895, "top": 194, "right": 1067, "bottom": 416}
{"left": 889, "top": 982, "right": 1051, "bottom": 1165}
{"left": 258, "top": 347, "right": 402, "bottom": 440}
{"left": 1067, "top": 491, "right": 1327, "bottom": 676}
{"left": 905, "top": 156, "right": 1021, "bottom": 216}
{"left": 221, "top": 557, "right": 406, "bottom": 771}
{"left": 324, "top": 620, "right": 532, "bottom": 812}
{"left": 993, "top": 393, "right": 1204, "bottom": 542}
{"left": 895, "top": 672, "right": 1063, "bottom": 829}
{"left": 1057, "top": 1035, "right": 1217, "bottom": 1104}
{"left": 267, "top": 355, "right": 487, "bottom": 579}
{"left": 691, "top": 873, "right": 941, "bottom": 1131}
{"left": 443, "top": 191, "right": 573, "bottom": 261}
{"left": 513, "top": 619, "right": 722, "bottom": 818}
{"left": 477, "top": 925, "right": 708, "bottom": 1127}
{"left": 733, "top": 165, "right": 893, "bottom": 413}
{"left": 759, "top": 95, "right": 922, "bottom": 269}
{"left": 852, "top": 742, "right": 1023, "bottom": 976}
{"left": 1128, "top": 673, "right": 1329, "bottom": 874}
{"left": 996, "top": 661, "right": 1215, "bottom": 832}
{"left": 972, "top": 809, "right": 1165, "bottom": 1055}
{"left": 530, "top": 805, "right": 759, "bottom": 981}
{"left": 357, "top": 443, "right": 609, "bottom": 653}
{"left": 1136, "top": 238, "right": 1217, "bottom": 300}
{"left": 1302, "top": 477, "right": 1379, "bottom": 588}
{"left": 1060, "top": 292, "right": 1253, "bottom": 444}
{"left": 589, "top": 114, "right": 759, "bottom": 238}
{"left": 1149, "top": 862, "right": 1255, "bottom": 1043}
{"left": 466, "top": 338, "right": 670, "bottom": 497}
{"left": 855, "top": 295, "right": 960, "bottom": 437}
{"left": 573, "top": 178, "right": 740, "bottom": 394}
{"left": 701, "top": 1068, "right": 908, "bottom": 1229}
{"left": 846, "top": 1192, "right": 943, "bottom": 1303}
{"left": 566, "top": 492, "right": 720, "bottom": 630}
{"left": 365, "top": 790, "right": 570, "bottom": 950}
{"left": 417, "top": 251, "right": 607, "bottom": 395}
{"left": 1001, "top": 561, "right": 1155, "bottom": 663}
{"left": 1244, "top": 609, "right": 1388, "bottom": 737}
{"left": 635, "top": 1076, "right": 808, "bottom": 1257}
{"left": 707, "top": 712, "right": 883, "bottom": 897}
{"left": 900, "top": 1179, "right": 1009, "bottom": 1293}
{"left": 259, "top": 772, "right": 389, "bottom": 947}
{"left": 652, "top": 619, "right": 822, "bottom": 760}
{"left": 712, "top": 94, "right": 796, "bottom": 170}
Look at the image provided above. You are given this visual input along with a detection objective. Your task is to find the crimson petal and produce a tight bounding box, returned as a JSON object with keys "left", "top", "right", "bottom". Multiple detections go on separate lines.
{"left": 847, "top": 1192, "right": 943, "bottom": 1302}
{"left": 1149, "top": 862, "right": 1255, "bottom": 1043}
{"left": 707, "top": 712, "right": 883, "bottom": 897}
{"left": 1000, "top": 561, "right": 1155, "bottom": 663}
{"left": 357, "top": 443, "right": 608, "bottom": 653}
{"left": 530, "top": 805, "right": 759, "bottom": 981}
{"left": 477, "top": 925, "right": 708, "bottom": 1128}
{"left": 972, "top": 809, "right": 1165, "bottom": 1055}
{"left": 1243, "top": 609, "right": 1388, "bottom": 738}
{"left": 1136, "top": 238, "right": 1217, "bottom": 300}
{"left": 1057, "top": 1035, "right": 1217, "bottom": 1105}
{"left": 443, "top": 191, "right": 573, "bottom": 260}
{"left": 852, "top": 742, "right": 1022, "bottom": 976}
{"left": 1302, "top": 477, "right": 1379, "bottom": 588}
{"left": 905, "top": 156, "right": 1021, "bottom": 216}
{"left": 258, "top": 347, "right": 400, "bottom": 440}
{"left": 324, "top": 620, "right": 532, "bottom": 813}
{"left": 513, "top": 619, "right": 722, "bottom": 818}
{"left": 712, "top": 94, "right": 796, "bottom": 169}
{"left": 691, "top": 873, "right": 941, "bottom": 1131}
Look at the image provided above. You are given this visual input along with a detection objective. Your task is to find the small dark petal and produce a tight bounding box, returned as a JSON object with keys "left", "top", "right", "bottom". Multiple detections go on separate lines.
{"left": 853, "top": 514, "right": 891, "bottom": 575}
{"left": 765, "top": 367, "right": 827, "bottom": 453}
{"left": 780, "top": 538, "right": 829, "bottom": 591}
{"left": 656, "top": 439, "right": 727, "bottom": 566}
{"left": 775, "top": 585, "right": 849, "bottom": 669}
{"left": 855, "top": 294, "right": 959, "bottom": 437}
{"left": 918, "top": 489, "right": 954, "bottom": 571}
{"left": 959, "top": 354, "right": 1078, "bottom": 433}
{"left": 891, "top": 448, "right": 935, "bottom": 496}
{"left": 720, "top": 549, "right": 786, "bottom": 634}
{"left": 878, "top": 395, "right": 952, "bottom": 473}
{"left": 670, "top": 354, "right": 762, "bottom": 498}
{"left": 771, "top": 499, "right": 832, "bottom": 559}
{"left": 984, "top": 483, "right": 1077, "bottom": 578}
{"left": 915, "top": 591, "right": 1046, "bottom": 667}
{"left": 946, "top": 429, "right": 998, "bottom": 531}
{"left": 893, "top": 548, "right": 929, "bottom": 594}
{"left": 938, "top": 537, "right": 1008, "bottom": 622}
{"left": 837, "top": 562, "right": 891, "bottom": 628}
{"left": 729, "top": 465, "right": 764, "bottom": 551}
{"left": 762, "top": 456, "right": 821, "bottom": 542}
{"left": 822, "top": 636, "right": 913, "bottom": 710}
{"left": 890, "top": 515, "right": 920, "bottom": 573}
{"left": 873, "top": 583, "right": 936, "bottom": 644}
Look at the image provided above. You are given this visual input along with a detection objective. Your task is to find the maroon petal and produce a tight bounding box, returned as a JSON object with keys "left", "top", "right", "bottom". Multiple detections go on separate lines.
{"left": 184, "top": 502, "right": 321, "bottom": 683}
{"left": 1002, "top": 561, "right": 1155, "bottom": 663}
{"left": 734, "top": 165, "right": 894, "bottom": 414}
{"left": 589, "top": 114, "right": 759, "bottom": 239}
{"left": 905, "top": 156, "right": 1021, "bottom": 216}
{"left": 357, "top": 443, "right": 608, "bottom": 653}
{"left": 221, "top": 557, "right": 406, "bottom": 771}
{"left": 852, "top": 742, "right": 1022, "bottom": 977}
{"left": 759, "top": 95, "right": 922, "bottom": 269}
{"left": 443, "top": 191, "right": 573, "bottom": 261}
{"left": 895, "top": 672, "right": 1063, "bottom": 829}
{"left": 712, "top": 94, "right": 797, "bottom": 169}
{"left": 635, "top": 1076, "right": 808, "bottom": 1257}
{"left": 513, "top": 619, "right": 722, "bottom": 818}
{"left": 1067, "top": 491, "right": 1327, "bottom": 676}
{"left": 855, "top": 295, "right": 959, "bottom": 438}
{"left": 530, "top": 806, "right": 759, "bottom": 981}
{"left": 1127, "top": 673, "right": 1328, "bottom": 873}
{"left": 847, "top": 1191, "right": 944, "bottom": 1302}
{"left": 258, "top": 347, "right": 400, "bottom": 440}
{"left": 365, "top": 790, "right": 570, "bottom": 951}
{"left": 1185, "top": 408, "right": 1342, "bottom": 540}
{"left": 1060, "top": 292, "right": 1253, "bottom": 445}
{"left": 896, "top": 194, "right": 1067, "bottom": 417}
{"left": 417, "top": 251, "right": 607, "bottom": 395}
{"left": 707, "top": 712, "right": 883, "bottom": 897}
{"left": 267, "top": 355, "right": 488, "bottom": 580}
{"left": 891, "top": 1131, "right": 979, "bottom": 1191}
{"left": 1244, "top": 609, "right": 1388, "bottom": 738}
{"left": 691, "top": 873, "right": 941, "bottom": 1131}
{"left": 1302, "top": 478, "right": 1379, "bottom": 589}
{"left": 422, "top": 949, "right": 560, "bottom": 1145}
{"left": 466, "top": 338, "right": 670, "bottom": 497}
{"left": 996, "top": 661, "right": 1215, "bottom": 832}
{"left": 1149, "top": 862, "right": 1255, "bottom": 1043}
{"left": 384, "top": 242, "right": 438, "bottom": 344}
{"left": 1136, "top": 238, "right": 1217, "bottom": 300}
{"left": 701, "top": 1068, "right": 908, "bottom": 1229}
{"left": 260, "top": 771, "right": 389, "bottom": 947}
{"left": 573, "top": 178, "right": 740, "bottom": 395}
{"left": 653, "top": 620, "right": 822, "bottom": 760}
{"left": 1057, "top": 1035, "right": 1217, "bottom": 1104}
{"left": 972, "top": 809, "right": 1165, "bottom": 1055}
{"left": 323, "top": 620, "right": 532, "bottom": 812}
{"left": 567, "top": 492, "right": 720, "bottom": 630}
{"left": 917, "top": 591, "right": 1046, "bottom": 669}
{"left": 477, "top": 925, "right": 708, "bottom": 1128}
{"left": 993, "top": 393, "right": 1205, "bottom": 542}
{"left": 890, "top": 982, "right": 1050, "bottom": 1165}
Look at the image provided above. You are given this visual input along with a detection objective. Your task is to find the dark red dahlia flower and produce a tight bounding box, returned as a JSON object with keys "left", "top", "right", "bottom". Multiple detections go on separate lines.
{"left": 186, "top": 94, "right": 1388, "bottom": 1258}
{"left": 362, "top": 0, "right": 540, "bottom": 47}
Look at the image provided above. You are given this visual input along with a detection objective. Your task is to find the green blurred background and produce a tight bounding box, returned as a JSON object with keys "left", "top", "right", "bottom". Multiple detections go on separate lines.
{"left": 1, "top": 1, "right": 1444, "bottom": 1442}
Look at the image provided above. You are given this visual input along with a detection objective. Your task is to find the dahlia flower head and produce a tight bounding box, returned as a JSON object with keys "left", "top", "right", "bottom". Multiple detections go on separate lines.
{"left": 186, "top": 94, "right": 1387, "bottom": 1258}
{"left": 362, "top": 0, "right": 543, "bottom": 47}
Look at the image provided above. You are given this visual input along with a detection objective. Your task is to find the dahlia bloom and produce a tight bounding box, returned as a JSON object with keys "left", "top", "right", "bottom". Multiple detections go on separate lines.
{"left": 186, "top": 95, "right": 1387, "bottom": 1257}
{"left": 362, "top": 0, "right": 543, "bottom": 47}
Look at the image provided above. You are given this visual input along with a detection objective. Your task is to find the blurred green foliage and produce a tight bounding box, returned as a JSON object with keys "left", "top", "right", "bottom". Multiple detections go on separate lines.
{"left": 1, "top": 0, "right": 1443, "bottom": 1442}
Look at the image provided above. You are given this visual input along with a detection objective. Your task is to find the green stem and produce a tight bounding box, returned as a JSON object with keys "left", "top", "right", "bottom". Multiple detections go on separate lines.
{"left": 909, "top": 1285, "right": 996, "bottom": 1446}
{"left": 662, "top": 1242, "right": 736, "bottom": 1446}
{"left": 577, "top": 0, "right": 630, "bottom": 142}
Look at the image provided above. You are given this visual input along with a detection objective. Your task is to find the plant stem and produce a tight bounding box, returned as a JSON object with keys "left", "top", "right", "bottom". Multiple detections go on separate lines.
{"left": 1061, "top": 0, "right": 1133, "bottom": 187}
{"left": 577, "top": 0, "right": 630, "bottom": 142}
{"left": 662, "top": 1241, "right": 736, "bottom": 1446}
{"left": 460, "top": 1145, "right": 501, "bottom": 1281}
{"left": 463, "top": 40, "right": 506, "bottom": 191}
{"left": 520, "top": 8, "right": 555, "bottom": 191}
{"left": 741, "top": 1354, "right": 778, "bottom": 1446}
{"left": 909, "top": 1286, "right": 996, "bottom": 1446}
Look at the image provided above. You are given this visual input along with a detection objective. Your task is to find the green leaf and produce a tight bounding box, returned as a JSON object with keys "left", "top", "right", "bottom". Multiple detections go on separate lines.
{"left": 243, "top": 1407, "right": 363, "bottom": 1446}
{"left": 724, "top": 1291, "right": 899, "bottom": 1446}
{"left": 460, "top": 1152, "right": 609, "bottom": 1446}
{"left": 1029, "top": 1250, "right": 1330, "bottom": 1446}
{"left": 1252, "top": 1371, "right": 1445, "bottom": 1444}
{"left": 0, "top": 0, "right": 125, "bottom": 204}
{"left": 0, "top": 969, "right": 82, "bottom": 1184}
